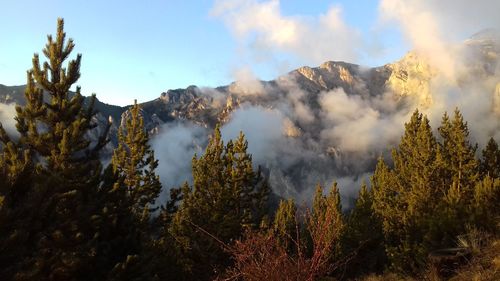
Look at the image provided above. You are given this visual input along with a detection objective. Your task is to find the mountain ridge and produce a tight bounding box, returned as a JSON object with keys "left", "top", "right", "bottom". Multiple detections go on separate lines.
{"left": 1, "top": 32, "right": 499, "bottom": 199}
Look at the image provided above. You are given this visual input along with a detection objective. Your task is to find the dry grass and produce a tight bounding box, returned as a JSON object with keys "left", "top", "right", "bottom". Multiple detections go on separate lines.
{"left": 356, "top": 233, "right": 499, "bottom": 281}
{"left": 448, "top": 238, "right": 500, "bottom": 281}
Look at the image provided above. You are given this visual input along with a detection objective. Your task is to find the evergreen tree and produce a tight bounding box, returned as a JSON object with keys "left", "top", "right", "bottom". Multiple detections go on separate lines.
{"left": 437, "top": 109, "right": 479, "bottom": 194}
{"left": 372, "top": 110, "right": 441, "bottom": 272}
{"left": 103, "top": 100, "right": 164, "bottom": 280}
{"left": 0, "top": 143, "right": 35, "bottom": 279}
{"left": 471, "top": 176, "right": 500, "bottom": 233}
{"left": 343, "top": 182, "right": 385, "bottom": 277}
{"left": 372, "top": 109, "right": 492, "bottom": 273}
{"left": 480, "top": 137, "right": 500, "bottom": 178}
{"left": 434, "top": 109, "right": 480, "bottom": 246}
{"left": 308, "top": 182, "right": 344, "bottom": 261}
{"left": 111, "top": 100, "right": 161, "bottom": 222}
{"left": 272, "top": 198, "right": 297, "bottom": 251}
{"left": 168, "top": 125, "right": 269, "bottom": 280}
{"left": 0, "top": 18, "right": 115, "bottom": 280}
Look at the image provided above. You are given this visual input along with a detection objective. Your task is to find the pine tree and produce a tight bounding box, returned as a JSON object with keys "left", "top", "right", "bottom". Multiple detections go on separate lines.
{"left": 168, "top": 125, "right": 269, "bottom": 280}
{"left": 0, "top": 19, "right": 139, "bottom": 280}
{"left": 433, "top": 109, "right": 480, "bottom": 246}
{"left": 480, "top": 137, "right": 500, "bottom": 178}
{"left": 111, "top": 100, "right": 161, "bottom": 222}
{"left": 471, "top": 176, "right": 500, "bottom": 233}
{"left": 343, "top": 182, "right": 385, "bottom": 277}
{"left": 372, "top": 110, "right": 441, "bottom": 272}
{"left": 308, "top": 182, "right": 344, "bottom": 260}
{"left": 0, "top": 143, "right": 36, "bottom": 279}
{"left": 102, "top": 100, "right": 163, "bottom": 280}
{"left": 272, "top": 198, "right": 297, "bottom": 251}
{"left": 437, "top": 109, "right": 479, "bottom": 194}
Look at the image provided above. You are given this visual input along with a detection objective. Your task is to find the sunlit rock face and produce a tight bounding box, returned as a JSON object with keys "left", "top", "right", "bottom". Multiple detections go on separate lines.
{"left": 386, "top": 51, "right": 435, "bottom": 107}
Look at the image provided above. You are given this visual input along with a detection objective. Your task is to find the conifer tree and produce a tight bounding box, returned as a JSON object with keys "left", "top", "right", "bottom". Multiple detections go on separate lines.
{"left": 272, "top": 198, "right": 297, "bottom": 251}
{"left": 437, "top": 109, "right": 479, "bottom": 194}
{"left": 480, "top": 137, "right": 500, "bottom": 178}
{"left": 372, "top": 110, "right": 441, "bottom": 272}
{"left": 169, "top": 125, "right": 269, "bottom": 280}
{"left": 309, "top": 182, "right": 344, "bottom": 261}
{"left": 102, "top": 100, "right": 163, "bottom": 280}
{"left": 372, "top": 109, "right": 493, "bottom": 273}
{"left": 471, "top": 176, "right": 500, "bottom": 232}
{"left": 0, "top": 19, "right": 136, "bottom": 280}
{"left": 343, "top": 182, "right": 385, "bottom": 277}
{"left": 111, "top": 100, "right": 161, "bottom": 222}
{"left": 433, "top": 109, "right": 480, "bottom": 245}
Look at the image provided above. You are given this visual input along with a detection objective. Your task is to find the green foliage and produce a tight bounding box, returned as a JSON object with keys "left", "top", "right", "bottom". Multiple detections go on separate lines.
{"left": 371, "top": 108, "right": 498, "bottom": 274}
{"left": 168, "top": 125, "right": 270, "bottom": 280}
{"left": 272, "top": 198, "right": 297, "bottom": 250}
{"left": 471, "top": 176, "right": 500, "bottom": 232}
{"left": 309, "top": 182, "right": 344, "bottom": 260}
{"left": 0, "top": 19, "right": 167, "bottom": 280}
{"left": 372, "top": 110, "right": 440, "bottom": 272}
{"left": 111, "top": 100, "right": 161, "bottom": 222}
{"left": 0, "top": 19, "right": 115, "bottom": 280}
{"left": 480, "top": 137, "right": 500, "bottom": 178}
{"left": 437, "top": 109, "right": 479, "bottom": 194}
{"left": 104, "top": 100, "right": 164, "bottom": 279}
{"left": 343, "top": 182, "right": 386, "bottom": 277}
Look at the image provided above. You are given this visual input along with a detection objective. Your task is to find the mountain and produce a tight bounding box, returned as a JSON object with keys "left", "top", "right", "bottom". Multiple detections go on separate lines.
{"left": 1, "top": 31, "right": 499, "bottom": 199}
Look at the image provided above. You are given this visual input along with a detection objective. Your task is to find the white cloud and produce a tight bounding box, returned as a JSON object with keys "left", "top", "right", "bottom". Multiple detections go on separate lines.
{"left": 379, "top": 0, "right": 500, "bottom": 78}
{"left": 211, "top": 0, "right": 363, "bottom": 66}
{"left": 0, "top": 103, "right": 17, "bottom": 136}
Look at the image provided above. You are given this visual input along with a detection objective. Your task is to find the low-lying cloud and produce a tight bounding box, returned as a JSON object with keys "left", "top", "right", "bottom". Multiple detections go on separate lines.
{"left": 0, "top": 103, "right": 17, "bottom": 137}
{"left": 149, "top": 0, "right": 500, "bottom": 205}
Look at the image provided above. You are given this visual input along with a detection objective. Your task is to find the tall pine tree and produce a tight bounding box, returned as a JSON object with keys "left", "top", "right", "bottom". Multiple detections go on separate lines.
{"left": 111, "top": 100, "right": 161, "bottom": 222}
{"left": 0, "top": 18, "right": 116, "bottom": 280}
{"left": 168, "top": 125, "right": 269, "bottom": 280}
{"left": 480, "top": 137, "right": 500, "bottom": 179}
{"left": 372, "top": 110, "right": 441, "bottom": 272}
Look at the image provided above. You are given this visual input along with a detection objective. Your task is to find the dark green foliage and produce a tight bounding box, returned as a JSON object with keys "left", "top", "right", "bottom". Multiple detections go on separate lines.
{"left": 371, "top": 109, "right": 497, "bottom": 274}
{"left": 0, "top": 19, "right": 114, "bottom": 280}
{"left": 168, "top": 125, "right": 270, "bottom": 280}
{"left": 272, "top": 198, "right": 297, "bottom": 251}
{"left": 373, "top": 110, "right": 441, "bottom": 272}
{"left": 105, "top": 100, "right": 164, "bottom": 280}
{"left": 309, "top": 182, "right": 344, "bottom": 261}
{"left": 480, "top": 137, "right": 500, "bottom": 178}
{"left": 471, "top": 176, "right": 500, "bottom": 233}
{"left": 342, "top": 182, "right": 386, "bottom": 277}
{"left": 111, "top": 100, "right": 162, "bottom": 223}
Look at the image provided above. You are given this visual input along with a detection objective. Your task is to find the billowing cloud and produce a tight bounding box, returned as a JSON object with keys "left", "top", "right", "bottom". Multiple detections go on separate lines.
{"left": 379, "top": 0, "right": 500, "bottom": 78}
{"left": 211, "top": 0, "right": 363, "bottom": 66}
{"left": 151, "top": 122, "right": 208, "bottom": 201}
{"left": 319, "top": 88, "right": 409, "bottom": 153}
{"left": 148, "top": 0, "right": 500, "bottom": 205}
{"left": 0, "top": 103, "right": 17, "bottom": 136}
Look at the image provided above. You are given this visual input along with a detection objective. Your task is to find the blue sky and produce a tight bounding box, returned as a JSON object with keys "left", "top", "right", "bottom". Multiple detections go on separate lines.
{"left": 0, "top": 0, "right": 409, "bottom": 105}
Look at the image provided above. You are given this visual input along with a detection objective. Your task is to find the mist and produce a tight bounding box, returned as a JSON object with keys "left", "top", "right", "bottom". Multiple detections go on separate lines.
{"left": 146, "top": 0, "right": 500, "bottom": 205}
{"left": 0, "top": 103, "right": 17, "bottom": 137}
{"left": 151, "top": 122, "right": 208, "bottom": 202}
